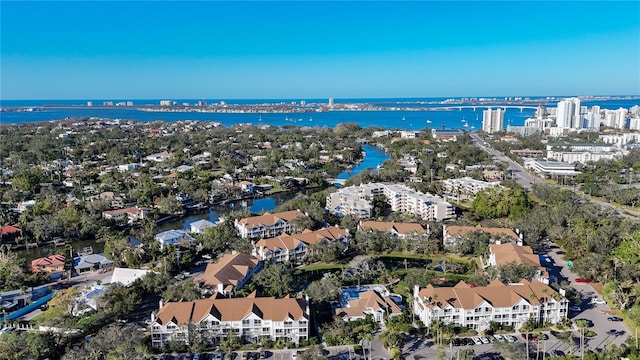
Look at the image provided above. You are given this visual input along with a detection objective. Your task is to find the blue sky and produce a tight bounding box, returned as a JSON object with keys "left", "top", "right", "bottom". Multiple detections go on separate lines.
{"left": 2, "top": 1, "right": 639, "bottom": 99}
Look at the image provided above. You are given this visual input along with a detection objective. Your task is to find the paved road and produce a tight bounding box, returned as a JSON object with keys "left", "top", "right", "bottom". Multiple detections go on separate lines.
{"left": 469, "top": 133, "right": 639, "bottom": 219}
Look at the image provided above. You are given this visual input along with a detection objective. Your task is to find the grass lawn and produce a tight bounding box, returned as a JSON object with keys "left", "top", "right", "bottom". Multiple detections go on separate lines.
{"left": 373, "top": 252, "right": 431, "bottom": 260}
{"left": 298, "top": 263, "right": 345, "bottom": 272}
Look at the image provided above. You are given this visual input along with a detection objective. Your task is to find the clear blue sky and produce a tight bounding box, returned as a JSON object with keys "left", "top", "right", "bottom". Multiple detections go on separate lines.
{"left": 2, "top": 1, "right": 639, "bottom": 100}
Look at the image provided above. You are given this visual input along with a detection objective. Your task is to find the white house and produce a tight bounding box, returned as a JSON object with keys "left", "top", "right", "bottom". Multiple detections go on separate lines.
{"left": 189, "top": 219, "right": 217, "bottom": 235}
{"left": 155, "top": 229, "right": 196, "bottom": 249}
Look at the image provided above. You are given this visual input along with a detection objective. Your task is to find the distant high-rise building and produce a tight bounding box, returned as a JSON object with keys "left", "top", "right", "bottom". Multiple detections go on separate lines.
{"left": 585, "top": 112, "right": 602, "bottom": 129}
{"left": 556, "top": 99, "right": 574, "bottom": 128}
{"left": 126, "top": 101, "right": 133, "bottom": 106}
{"left": 87, "top": 101, "right": 93, "bottom": 107}
{"left": 482, "top": 108, "right": 504, "bottom": 134}
{"left": 160, "top": 100, "right": 172, "bottom": 106}
{"left": 328, "top": 97, "right": 334, "bottom": 107}
{"left": 630, "top": 105, "right": 640, "bottom": 116}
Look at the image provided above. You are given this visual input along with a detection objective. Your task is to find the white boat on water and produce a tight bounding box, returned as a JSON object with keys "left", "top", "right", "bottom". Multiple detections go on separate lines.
{"left": 426, "top": 119, "right": 432, "bottom": 124}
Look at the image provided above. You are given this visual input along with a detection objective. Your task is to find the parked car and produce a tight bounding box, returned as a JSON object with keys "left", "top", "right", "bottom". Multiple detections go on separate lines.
{"left": 549, "top": 350, "right": 565, "bottom": 357}
{"left": 608, "top": 316, "right": 623, "bottom": 322}
{"left": 575, "top": 278, "right": 592, "bottom": 283}
{"left": 212, "top": 352, "right": 225, "bottom": 360}
{"left": 291, "top": 351, "right": 298, "bottom": 360}
{"left": 504, "top": 335, "right": 518, "bottom": 342}
{"left": 480, "top": 337, "right": 490, "bottom": 344}
{"left": 569, "top": 305, "right": 582, "bottom": 312}
{"left": 493, "top": 334, "right": 504, "bottom": 341}
{"left": 473, "top": 337, "right": 483, "bottom": 345}
{"left": 590, "top": 298, "right": 606, "bottom": 305}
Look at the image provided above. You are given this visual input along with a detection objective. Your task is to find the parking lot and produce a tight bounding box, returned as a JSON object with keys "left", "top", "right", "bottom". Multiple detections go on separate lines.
{"left": 154, "top": 346, "right": 358, "bottom": 360}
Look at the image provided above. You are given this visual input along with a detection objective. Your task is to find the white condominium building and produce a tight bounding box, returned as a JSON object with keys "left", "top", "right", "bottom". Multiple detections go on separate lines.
{"left": 234, "top": 210, "right": 305, "bottom": 239}
{"left": 441, "top": 177, "right": 502, "bottom": 202}
{"left": 150, "top": 295, "right": 309, "bottom": 348}
{"left": 555, "top": 98, "right": 582, "bottom": 129}
{"left": 482, "top": 108, "right": 504, "bottom": 134}
{"left": 413, "top": 279, "right": 568, "bottom": 331}
{"left": 326, "top": 183, "right": 454, "bottom": 221}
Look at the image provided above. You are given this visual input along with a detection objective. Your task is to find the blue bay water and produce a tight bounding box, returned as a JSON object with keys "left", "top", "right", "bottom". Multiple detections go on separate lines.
{"left": 2, "top": 98, "right": 638, "bottom": 130}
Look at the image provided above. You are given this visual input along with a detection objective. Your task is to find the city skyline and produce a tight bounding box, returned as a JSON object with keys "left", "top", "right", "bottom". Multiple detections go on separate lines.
{"left": 1, "top": 1, "right": 639, "bottom": 100}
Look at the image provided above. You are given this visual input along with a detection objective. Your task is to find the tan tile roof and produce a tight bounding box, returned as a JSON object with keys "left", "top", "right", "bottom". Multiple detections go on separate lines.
{"left": 31, "top": 254, "right": 66, "bottom": 272}
{"left": 490, "top": 243, "right": 540, "bottom": 267}
{"left": 237, "top": 210, "right": 305, "bottom": 227}
{"left": 194, "top": 253, "right": 260, "bottom": 288}
{"left": 360, "top": 221, "right": 426, "bottom": 235}
{"left": 417, "top": 279, "right": 559, "bottom": 310}
{"left": 445, "top": 225, "right": 518, "bottom": 240}
{"left": 155, "top": 296, "right": 308, "bottom": 325}
{"left": 102, "top": 207, "right": 140, "bottom": 217}
{"left": 335, "top": 290, "right": 402, "bottom": 319}
{"left": 255, "top": 227, "right": 348, "bottom": 253}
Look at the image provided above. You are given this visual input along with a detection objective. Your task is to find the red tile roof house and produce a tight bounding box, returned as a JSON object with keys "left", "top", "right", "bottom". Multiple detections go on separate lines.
{"left": 0, "top": 225, "right": 22, "bottom": 244}
{"left": 31, "top": 254, "right": 66, "bottom": 280}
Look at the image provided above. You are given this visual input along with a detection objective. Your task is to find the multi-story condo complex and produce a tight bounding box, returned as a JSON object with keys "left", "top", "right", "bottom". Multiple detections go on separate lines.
{"left": 600, "top": 133, "right": 640, "bottom": 146}
{"left": 327, "top": 183, "right": 454, "bottom": 221}
{"left": 441, "top": 177, "right": 502, "bottom": 202}
{"left": 555, "top": 98, "right": 582, "bottom": 129}
{"left": 546, "top": 150, "right": 626, "bottom": 164}
{"left": 482, "top": 108, "right": 504, "bottom": 134}
{"left": 194, "top": 253, "right": 262, "bottom": 295}
{"left": 486, "top": 243, "right": 549, "bottom": 284}
{"left": 234, "top": 210, "right": 305, "bottom": 239}
{"left": 253, "top": 226, "right": 350, "bottom": 264}
{"left": 150, "top": 295, "right": 309, "bottom": 348}
{"left": 443, "top": 224, "right": 520, "bottom": 248}
{"left": 358, "top": 221, "right": 428, "bottom": 239}
{"left": 413, "top": 279, "right": 568, "bottom": 331}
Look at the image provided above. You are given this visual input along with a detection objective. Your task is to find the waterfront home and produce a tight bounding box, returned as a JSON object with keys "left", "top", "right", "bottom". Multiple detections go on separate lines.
{"left": 189, "top": 219, "right": 217, "bottom": 235}
{"left": 238, "top": 181, "right": 255, "bottom": 192}
{"left": 73, "top": 253, "right": 114, "bottom": 274}
{"left": 194, "top": 253, "right": 262, "bottom": 295}
{"left": 0, "top": 225, "right": 22, "bottom": 243}
{"left": 155, "top": 229, "right": 196, "bottom": 249}
{"left": 30, "top": 254, "right": 66, "bottom": 280}
{"left": 234, "top": 210, "right": 305, "bottom": 239}
{"left": 253, "top": 226, "right": 350, "bottom": 264}
{"left": 102, "top": 207, "right": 148, "bottom": 224}
{"left": 443, "top": 224, "right": 521, "bottom": 248}
{"left": 144, "top": 151, "right": 172, "bottom": 162}
{"left": 413, "top": 279, "right": 568, "bottom": 331}
{"left": 150, "top": 293, "right": 309, "bottom": 348}
{"left": 358, "top": 221, "right": 428, "bottom": 240}
{"left": 334, "top": 290, "right": 402, "bottom": 325}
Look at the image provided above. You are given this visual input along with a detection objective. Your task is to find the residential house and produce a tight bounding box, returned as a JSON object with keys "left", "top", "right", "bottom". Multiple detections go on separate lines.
{"left": 190, "top": 219, "right": 217, "bottom": 235}
{"left": 487, "top": 243, "right": 549, "bottom": 284}
{"left": 110, "top": 268, "right": 151, "bottom": 287}
{"left": 413, "top": 279, "right": 568, "bottom": 331}
{"left": 443, "top": 224, "right": 521, "bottom": 248}
{"left": 358, "top": 221, "right": 428, "bottom": 240}
{"left": 253, "top": 226, "right": 350, "bottom": 264}
{"left": 155, "top": 230, "right": 196, "bottom": 249}
{"left": 102, "top": 207, "right": 148, "bottom": 224}
{"left": 238, "top": 181, "right": 255, "bottom": 193}
{"left": 145, "top": 151, "right": 172, "bottom": 162}
{"left": 234, "top": 210, "right": 305, "bottom": 239}
{"left": 73, "top": 253, "right": 114, "bottom": 274}
{"left": 150, "top": 293, "right": 309, "bottom": 348}
{"left": 334, "top": 290, "right": 402, "bottom": 325}
{"left": 31, "top": 254, "right": 66, "bottom": 280}
{"left": 0, "top": 225, "right": 22, "bottom": 243}
{"left": 194, "top": 253, "right": 262, "bottom": 295}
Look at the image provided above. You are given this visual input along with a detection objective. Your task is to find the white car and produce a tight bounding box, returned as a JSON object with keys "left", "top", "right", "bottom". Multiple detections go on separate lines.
{"left": 480, "top": 337, "right": 489, "bottom": 344}
{"left": 493, "top": 334, "right": 504, "bottom": 341}
{"left": 505, "top": 335, "right": 518, "bottom": 342}
{"left": 590, "top": 298, "right": 606, "bottom": 305}
{"left": 472, "top": 337, "right": 483, "bottom": 345}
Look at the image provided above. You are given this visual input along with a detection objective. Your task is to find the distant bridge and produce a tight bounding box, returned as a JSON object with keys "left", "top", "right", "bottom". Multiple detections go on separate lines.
{"left": 325, "top": 178, "right": 346, "bottom": 186}
{"left": 427, "top": 105, "right": 539, "bottom": 112}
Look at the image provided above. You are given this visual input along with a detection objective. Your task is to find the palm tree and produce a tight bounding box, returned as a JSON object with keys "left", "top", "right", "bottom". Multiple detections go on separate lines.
{"left": 575, "top": 319, "right": 589, "bottom": 360}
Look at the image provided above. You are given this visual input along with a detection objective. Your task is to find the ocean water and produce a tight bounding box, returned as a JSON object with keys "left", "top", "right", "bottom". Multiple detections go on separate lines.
{"left": 1, "top": 98, "right": 638, "bottom": 130}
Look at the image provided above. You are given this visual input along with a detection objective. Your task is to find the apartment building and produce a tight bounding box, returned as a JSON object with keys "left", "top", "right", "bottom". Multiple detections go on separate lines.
{"left": 150, "top": 294, "right": 309, "bottom": 348}
{"left": 358, "top": 221, "right": 428, "bottom": 240}
{"left": 441, "top": 177, "right": 502, "bottom": 202}
{"left": 194, "top": 253, "right": 262, "bottom": 295}
{"left": 234, "top": 210, "right": 305, "bottom": 239}
{"left": 327, "top": 183, "right": 453, "bottom": 221}
{"left": 253, "top": 226, "right": 349, "bottom": 264}
{"left": 443, "top": 224, "right": 520, "bottom": 248}
{"left": 487, "top": 243, "right": 549, "bottom": 284}
{"left": 413, "top": 279, "right": 568, "bottom": 331}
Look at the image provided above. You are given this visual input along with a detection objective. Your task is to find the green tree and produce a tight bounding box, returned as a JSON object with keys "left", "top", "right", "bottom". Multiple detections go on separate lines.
{"left": 253, "top": 263, "right": 293, "bottom": 297}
